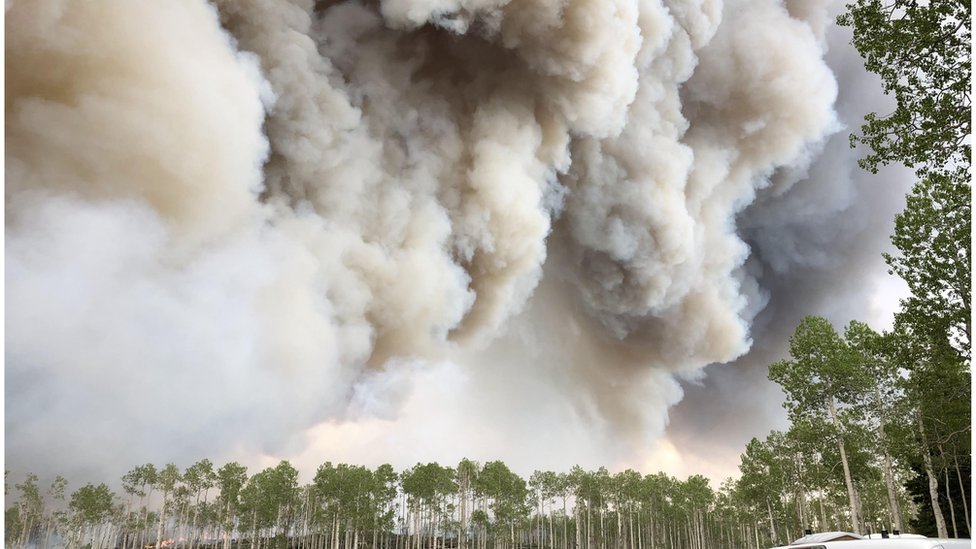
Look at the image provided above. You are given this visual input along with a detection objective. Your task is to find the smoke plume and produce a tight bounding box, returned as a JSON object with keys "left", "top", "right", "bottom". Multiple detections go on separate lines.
{"left": 5, "top": 0, "right": 896, "bottom": 482}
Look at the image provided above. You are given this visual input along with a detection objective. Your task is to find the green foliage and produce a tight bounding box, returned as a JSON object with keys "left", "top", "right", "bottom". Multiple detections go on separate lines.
{"left": 905, "top": 460, "right": 972, "bottom": 537}
{"left": 837, "top": 0, "right": 970, "bottom": 178}
{"left": 762, "top": 302, "right": 971, "bottom": 539}
{"left": 157, "top": 463, "right": 181, "bottom": 494}
{"left": 478, "top": 460, "right": 528, "bottom": 529}
{"left": 886, "top": 172, "right": 971, "bottom": 361}
{"left": 3, "top": 445, "right": 966, "bottom": 549}
{"left": 839, "top": 0, "right": 972, "bottom": 366}
{"left": 121, "top": 463, "right": 157, "bottom": 503}
{"left": 315, "top": 461, "right": 382, "bottom": 532}
{"left": 217, "top": 461, "right": 248, "bottom": 509}
{"left": 768, "top": 316, "right": 872, "bottom": 422}
{"left": 15, "top": 473, "right": 44, "bottom": 537}
{"left": 680, "top": 475, "right": 713, "bottom": 511}
{"left": 400, "top": 462, "right": 457, "bottom": 507}
{"left": 5, "top": 506, "right": 22, "bottom": 545}
{"left": 242, "top": 460, "right": 299, "bottom": 533}
{"left": 69, "top": 483, "right": 115, "bottom": 526}
{"left": 48, "top": 475, "right": 68, "bottom": 501}
{"left": 184, "top": 458, "right": 217, "bottom": 498}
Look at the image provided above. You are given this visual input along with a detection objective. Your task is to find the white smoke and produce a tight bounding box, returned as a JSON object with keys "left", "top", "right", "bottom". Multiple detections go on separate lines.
{"left": 6, "top": 0, "right": 871, "bottom": 482}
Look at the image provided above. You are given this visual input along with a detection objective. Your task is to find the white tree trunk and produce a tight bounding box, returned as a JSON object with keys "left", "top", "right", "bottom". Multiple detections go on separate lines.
{"left": 550, "top": 506, "right": 556, "bottom": 549}
{"left": 819, "top": 493, "right": 828, "bottom": 532}
{"left": 766, "top": 499, "right": 778, "bottom": 546}
{"left": 459, "top": 478, "right": 468, "bottom": 549}
{"left": 562, "top": 498, "right": 569, "bottom": 549}
{"left": 637, "top": 509, "right": 644, "bottom": 549}
{"left": 616, "top": 506, "right": 622, "bottom": 549}
{"left": 875, "top": 387, "right": 904, "bottom": 532}
{"left": 826, "top": 396, "right": 863, "bottom": 535}
{"left": 943, "top": 467, "right": 958, "bottom": 538}
{"left": 223, "top": 501, "right": 233, "bottom": 549}
{"left": 917, "top": 412, "right": 948, "bottom": 538}
{"left": 157, "top": 491, "right": 169, "bottom": 549}
{"left": 574, "top": 499, "right": 582, "bottom": 549}
{"left": 953, "top": 455, "right": 970, "bottom": 534}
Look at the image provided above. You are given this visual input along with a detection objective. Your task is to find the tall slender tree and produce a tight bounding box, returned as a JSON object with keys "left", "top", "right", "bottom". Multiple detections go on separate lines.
{"left": 217, "top": 461, "right": 248, "bottom": 549}
{"left": 768, "top": 316, "right": 874, "bottom": 535}
{"left": 155, "top": 464, "right": 182, "bottom": 549}
{"left": 69, "top": 483, "right": 116, "bottom": 549}
{"left": 14, "top": 473, "right": 43, "bottom": 549}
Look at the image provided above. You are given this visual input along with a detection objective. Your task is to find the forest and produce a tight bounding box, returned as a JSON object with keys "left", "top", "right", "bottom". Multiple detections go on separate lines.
{"left": 4, "top": 0, "right": 970, "bottom": 548}
{"left": 0, "top": 410, "right": 970, "bottom": 549}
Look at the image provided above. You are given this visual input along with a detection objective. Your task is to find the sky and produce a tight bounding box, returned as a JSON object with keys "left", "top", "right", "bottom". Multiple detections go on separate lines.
{"left": 5, "top": 0, "right": 913, "bottom": 489}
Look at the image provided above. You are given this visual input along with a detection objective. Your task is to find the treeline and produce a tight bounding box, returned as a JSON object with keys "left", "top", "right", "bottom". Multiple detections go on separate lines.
{"left": 3, "top": 362, "right": 970, "bottom": 549}
{"left": 0, "top": 459, "right": 792, "bottom": 549}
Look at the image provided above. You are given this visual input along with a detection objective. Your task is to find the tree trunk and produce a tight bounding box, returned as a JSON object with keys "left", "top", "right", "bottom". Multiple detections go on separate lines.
{"left": 482, "top": 498, "right": 488, "bottom": 549}
{"left": 332, "top": 510, "right": 339, "bottom": 549}
{"left": 223, "top": 501, "right": 233, "bottom": 549}
{"left": 550, "top": 505, "right": 556, "bottom": 549}
{"left": 254, "top": 510, "right": 261, "bottom": 549}
{"left": 765, "top": 499, "right": 777, "bottom": 547}
{"left": 562, "top": 497, "right": 569, "bottom": 549}
{"left": 826, "top": 396, "right": 863, "bottom": 535}
{"left": 190, "top": 496, "right": 201, "bottom": 549}
{"left": 943, "top": 467, "right": 958, "bottom": 538}
{"left": 879, "top": 446, "right": 902, "bottom": 532}
{"left": 698, "top": 511, "right": 704, "bottom": 549}
{"left": 45, "top": 517, "right": 56, "bottom": 549}
{"left": 616, "top": 506, "right": 622, "bottom": 549}
{"left": 586, "top": 501, "right": 592, "bottom": 549}
{"left": 916, "top": 411, "right": 948, "bottom": 538}
{"left": 598, "top": 507, "right": 604, "bottom": 549}
{"left": 511, "top": 522, "right": 516, "bottom": 549}
{"left": 575, "top": 499, "right": 582, "bottom": 549}
{"left": 648, "top": 508, "right": 654, "bottom": 549}
{"left": 158, "top": 490, "right": 170, "bottom": 549}
{"left": 142, "top": 486, "right": 155, "bottom": 549}
{"left": 635, "top": 509, "right": 642, "bottom": 549}
{"left": 794, "top": 471, "right": 808, "bottom": 534}
{"left": 874, "top": 387, "right": 904, "bottom": 532}
{"left": 818, "top": 491, "right": 827, "bottom": 532}
{"left": 414, "top": 505, "right": 421, "bottom": 549}
{"left": 21, "top": 514, "right": 34, "bottom": 549}
{"left": 460, "top": 483, "right": 468, "bottom": 549}
{"left": 953, "top": 455, "right": 971, "bottom": 535}
{"left": 179, "top": 500, "right": 189, "bottom": 545}
{"left": 628, "top": 509, "right": 634, "bottom": 549}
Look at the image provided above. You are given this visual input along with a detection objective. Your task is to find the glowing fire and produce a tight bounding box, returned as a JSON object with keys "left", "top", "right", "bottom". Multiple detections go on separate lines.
{"left": 144, "top": 539, "right": 179, "bottom": 549}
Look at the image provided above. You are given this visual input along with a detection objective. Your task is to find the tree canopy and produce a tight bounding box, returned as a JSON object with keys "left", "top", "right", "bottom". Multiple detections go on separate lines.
{"left": 837, "top": 0, "right": 970, "bottom": 178}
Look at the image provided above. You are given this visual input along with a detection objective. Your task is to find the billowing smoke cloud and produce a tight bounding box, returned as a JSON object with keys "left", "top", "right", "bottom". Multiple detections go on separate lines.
{"left": 6, "top": 0, "right": 891, "bottom": 483}
{"left": 665, "top": 16, "right": 914, "bottom": 476}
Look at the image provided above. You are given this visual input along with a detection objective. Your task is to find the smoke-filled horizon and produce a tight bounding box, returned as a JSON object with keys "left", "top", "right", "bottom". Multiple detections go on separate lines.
{"left": 5, "top": 0, "right": 910, "bottom": 486}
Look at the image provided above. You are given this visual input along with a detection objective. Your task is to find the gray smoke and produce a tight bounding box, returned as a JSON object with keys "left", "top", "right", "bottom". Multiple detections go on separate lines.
{"left": 665, "top": 18, "right": 913, "bottom": 476}
{"left": 5, "top": 0, "right": 895, "bottom": 483}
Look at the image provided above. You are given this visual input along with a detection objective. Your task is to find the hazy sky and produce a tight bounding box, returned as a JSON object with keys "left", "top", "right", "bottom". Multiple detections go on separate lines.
{"left": 5, "top": 0, "right": 913, "bottom": 488}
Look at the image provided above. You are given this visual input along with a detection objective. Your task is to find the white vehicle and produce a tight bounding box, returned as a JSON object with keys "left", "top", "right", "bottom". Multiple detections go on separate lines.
{"left": 768, "top": 531, "right": 972, "bottom": 549}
